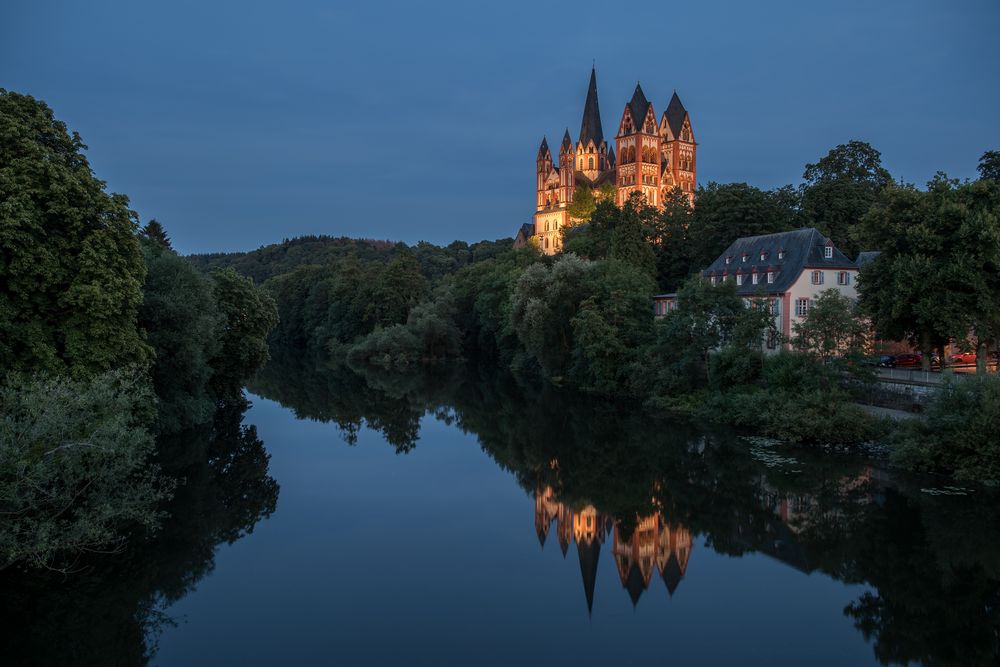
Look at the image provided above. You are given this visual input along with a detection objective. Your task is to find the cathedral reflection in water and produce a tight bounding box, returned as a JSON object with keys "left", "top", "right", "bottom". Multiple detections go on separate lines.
{"left": 533, "top": 486, "right": 693, "bottom": 612}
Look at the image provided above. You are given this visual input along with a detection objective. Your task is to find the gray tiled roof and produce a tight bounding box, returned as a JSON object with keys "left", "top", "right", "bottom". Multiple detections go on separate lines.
{"left": 855, "top": 251, "right": 881, "bottom": 268}
{"left": 702, "top": 227, "right": 856, "bottom": 295}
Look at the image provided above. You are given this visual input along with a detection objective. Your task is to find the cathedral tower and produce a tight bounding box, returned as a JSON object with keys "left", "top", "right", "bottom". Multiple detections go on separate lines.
{"left": 660, "top": 91, "right": 697, "bottom": 205}
{"left": 616, "top": 83, "right": 662, "bottom": 207}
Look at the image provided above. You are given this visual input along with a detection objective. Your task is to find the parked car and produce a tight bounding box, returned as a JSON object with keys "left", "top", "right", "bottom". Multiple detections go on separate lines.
{"left": 893, "top": 353, "right": 923, "bottom": 367}
{"left": 951, "top": 351, "right": 978, "bottom": 365}
{"left": 873, "top": 355, "right": 896, "bottom": 368}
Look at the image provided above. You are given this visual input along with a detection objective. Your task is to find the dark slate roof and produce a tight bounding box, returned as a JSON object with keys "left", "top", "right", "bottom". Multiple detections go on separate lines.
{"left": 663, "top": 91, "right": 688, "bottom": 138}
{"left": 536, "top": 137, "right": 549, "bottom": 159}
{"left": 575, "top": 169, "right": 616, "bottom": 189}
{"left": 515, "top": 222, "right": 534, "bottom": 240}
{"left": 702, "top": 227, "right": 857, "bottom": 295}
{"left": 579, "top": 67, "right": 605, "bottom": 147}
{"left": 855, "top": 251, "right": 881, "bottom": 268}
{"left": 560, "top": 129, "right": 573, "bottom": 153}
{"left": 627, "top": 83, "right": 651, "bottom": 134}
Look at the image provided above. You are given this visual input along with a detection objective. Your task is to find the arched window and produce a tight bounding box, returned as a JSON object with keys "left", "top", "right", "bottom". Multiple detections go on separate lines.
{"left": 588, "top": 156, "right": 594, "bottom": 170}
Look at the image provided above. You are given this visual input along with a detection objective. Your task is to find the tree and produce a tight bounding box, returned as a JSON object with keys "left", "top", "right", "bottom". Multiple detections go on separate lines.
{"left": 141, "top": 219, "right": 172, "bottom": 249}
{"left": 567, "top": 185, "right": 596, "bottom": 221}
{"left": 688, "top": 182, "right": 799, "bottom": 269}
{"left": 854, "top": 176, "right": 1000, "bottom": 371}
{"left": 0, "top": 90, "right": 150, "bottom": 377}
{"left": 792, "top": 289, "right": 869, "bottom": 360}
{"left": 977, "top": 150, "right": 1000, "bottom": 182}
{"left": 0, "top": 370, "right": 171, "bottom": 570}
{"left": 801, "top": 141, "right": 892, "bottom": 258}
{"left": 365, "top": 244, "right": 429, "bottom": 328}
{"left": 208, "top": 268, "right": 278, "bottom": 397}
{"left": 610, "top": 194, "right": 656, "bottom": 280}
{"left": 138, "top": 238, "right": 221, "bottom": 431}
{"left": 649, "top": 186, "right": 694, "bottom": 291}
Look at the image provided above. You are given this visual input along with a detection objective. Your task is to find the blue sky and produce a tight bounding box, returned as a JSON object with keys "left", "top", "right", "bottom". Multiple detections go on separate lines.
{"left": 2, "top": 0, "right": 998, "bottom": 254}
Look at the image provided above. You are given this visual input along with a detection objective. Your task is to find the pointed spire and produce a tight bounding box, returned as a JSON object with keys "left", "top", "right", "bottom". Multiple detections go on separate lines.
{"left": 578, "top": 67, "right": 604, "bottom": 147}
{"left": 536, "top": 136, "right": 550, "bottom": 160}
{"left": 664, "top": 91, "right": 688, "bottom": 138}
{"left": 628, "top": 83, "right": 650, "bottom": 132}
{"left": 560, "top": 128, "right": 573, "bottom": 153}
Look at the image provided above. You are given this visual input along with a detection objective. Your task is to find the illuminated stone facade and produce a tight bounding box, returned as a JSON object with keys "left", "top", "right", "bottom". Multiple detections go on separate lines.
{"left": 532, "top": 68, "right": 697, "bottom": 255}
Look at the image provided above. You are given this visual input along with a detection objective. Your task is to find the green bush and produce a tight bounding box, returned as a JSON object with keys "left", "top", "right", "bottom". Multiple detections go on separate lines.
{"left": 0, "top": 370, "right": 172, "bottom": 569}
{"left": 891, "top": 374, "right": 1000, "bottom": 481}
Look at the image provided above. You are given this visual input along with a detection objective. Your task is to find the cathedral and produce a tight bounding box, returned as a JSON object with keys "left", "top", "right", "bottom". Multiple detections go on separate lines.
{"left": 527, "top": 68, "right": 697, "bottom": 255}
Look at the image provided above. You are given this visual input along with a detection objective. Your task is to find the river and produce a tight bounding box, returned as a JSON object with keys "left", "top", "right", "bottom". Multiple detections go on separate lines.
{"left": 5, "top": 353, "right": 999, "bottom": 666}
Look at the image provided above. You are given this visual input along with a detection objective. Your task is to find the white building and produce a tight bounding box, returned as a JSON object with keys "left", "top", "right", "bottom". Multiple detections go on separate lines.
{"left": 654, "top": 228, "right": 863, "bottom": 351}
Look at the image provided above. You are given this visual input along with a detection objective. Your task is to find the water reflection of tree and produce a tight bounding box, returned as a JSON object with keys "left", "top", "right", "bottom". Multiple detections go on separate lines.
{"left": 252, "top": 356, "right": 1000, "bottom": 665}
{"left": 1, "top": 397, "right": 279, "bottom": 666}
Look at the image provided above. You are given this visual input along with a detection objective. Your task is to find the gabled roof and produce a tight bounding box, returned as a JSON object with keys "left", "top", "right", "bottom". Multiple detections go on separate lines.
{"left": 663, "top": 91, "right": 688, "bottom": 138}
{"left": 536, "top": 137, "right": 550, "bottom": 160}
{"left": 607, "top": 144, "right": 616, "bottom": 168}
{"left": 702, "top": 227, "right": 857, "bottom": 295}
{"left": 579, "top": 67, "right": 605, "bottom": 147}
{"left": 626, "top": 83, "right": 651, "bottom": 134}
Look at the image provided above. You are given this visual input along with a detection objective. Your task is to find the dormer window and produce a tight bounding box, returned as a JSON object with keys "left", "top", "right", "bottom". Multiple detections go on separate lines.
{"left": 824, "top": 246, "right": 833, "bottom": 259}
{"left": 767, "top": 271, "right": 775, "bottom": 284}
{"left": 736, "top": 273, "right": 744, "bottom": 286}
{"left": 760, "top": 251, "right": 768, "bottom": 261}
{"left": 752, "top": 272, "right": 759, "bottom": 285}
{"left": 725, "top": 256, "right": 732, "bottom": 265}
{"left": 741, "top": 253, "right": 749, "bottom": 263}
{"left": 710, "top": 276, "right": 716, "bottom": 285}
{"left": 777, "top": 249, "right": 785, "bottom": 260}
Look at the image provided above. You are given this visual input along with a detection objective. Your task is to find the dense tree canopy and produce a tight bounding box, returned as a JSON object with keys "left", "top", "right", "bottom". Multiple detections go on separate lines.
{"left": 800, "top": 141, "right": 892, "bottom": 258}
{"left": 0, "top": 90, "right": 149, "bottom": 377}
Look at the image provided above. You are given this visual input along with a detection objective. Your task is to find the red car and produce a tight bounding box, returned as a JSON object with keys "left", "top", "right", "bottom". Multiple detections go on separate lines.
{"left": 951, "top": 351, "right": 977, "bottom": 365}
{"left": 893, "top": 353, "right": 923, "bottom": 367}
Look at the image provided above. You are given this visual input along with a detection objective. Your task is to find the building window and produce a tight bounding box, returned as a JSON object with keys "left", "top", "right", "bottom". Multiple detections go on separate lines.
{"left": 824, "top": 246, "right": 833, "bottom": 259}
{"left": 795, "top": 298, "right": 810, "bottom": 316}
{"left": 725, "top": 256, "right": 732, "bottom": 265}
{"left": 710, "top": 276, "right": 716, "bottom": 285}
{"left": 752, "top": 273, "right": 759, "bottom": 285}
{"left": 742, "top": 253, "right": 749, "bottom": 262}
{"left": 767, "top": 271, "right": 775, "bottom": 284}
{"left": 736, "top": 274, "right": 744, "bottom": 286}
{"left": 811, "top": 271, "right": 824, "bottom": 285}
{"left": 769, "top": 298, "right": 780, "bottom": 315}
{"left": 838, "top": 271, "right": 850, "bottom": 285}
{"left": 760, "top": 251, "right": 767, "bottom": 261}
{"left": 588, "top": 157, "right": 594, "bottom": 170}
{"left": 778, "top": 250, "right": 785, "bottom": 260}
{"left": 766, "top": 329, "right": 778, "bottom": 350}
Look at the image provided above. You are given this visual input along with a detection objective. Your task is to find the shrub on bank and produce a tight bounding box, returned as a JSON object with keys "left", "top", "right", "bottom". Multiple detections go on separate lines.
{"left": 0, "top": 370, "right": 172, "bottom": 570}
{"left": 891, "top": 374, "right": 1000, "bottom": 481}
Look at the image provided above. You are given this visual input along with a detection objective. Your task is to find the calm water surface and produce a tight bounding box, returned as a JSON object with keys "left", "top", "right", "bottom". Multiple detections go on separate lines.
{"left": 6, "top": 356, "right": 999, "bottom": 665}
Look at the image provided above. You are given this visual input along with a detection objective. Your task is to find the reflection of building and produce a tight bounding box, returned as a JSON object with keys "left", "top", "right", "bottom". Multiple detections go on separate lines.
{"left": 613, "top": 515, "right": 692, "bottom": 605}
{"left": 533, "top": 487, "right": 692, "bottom": 612}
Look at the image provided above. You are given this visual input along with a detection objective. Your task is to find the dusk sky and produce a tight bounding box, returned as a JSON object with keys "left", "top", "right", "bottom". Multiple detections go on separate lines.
{"left": 3, "top": 0, "right": 998, "bottom": 255}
